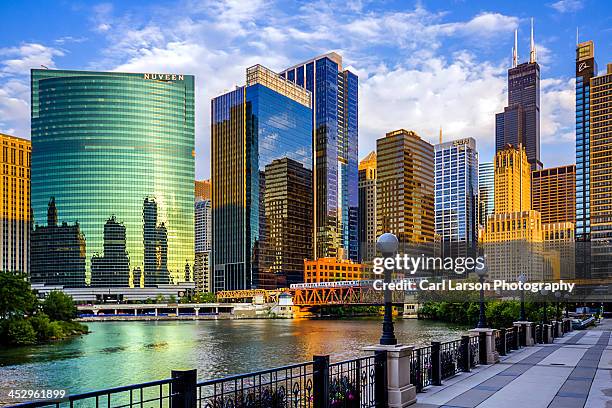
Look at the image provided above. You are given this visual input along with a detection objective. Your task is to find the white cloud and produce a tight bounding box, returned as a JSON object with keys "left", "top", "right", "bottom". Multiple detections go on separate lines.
{"left": 540, "top": 78, "right": 575, "bottom": 144}
{"left": 359, "top": 55, "right": 507, "bottom": 162}
{"left": 0, "top": 43, "right": 64, "bottom": 75}
{"left": 550, "top": 0, "right": 583, "bottom": 13}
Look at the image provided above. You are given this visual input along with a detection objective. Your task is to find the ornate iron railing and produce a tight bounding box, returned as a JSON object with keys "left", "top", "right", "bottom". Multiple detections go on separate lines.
{"left": 494, "top": 330, "right": 502, "bottom": 354}
{"left": 440, "top": 340, "right": 462, "bottom": 380}
{"left": 409, "top": 346, "right": 432, "bottom": 392}
{"left": 329, "top": 355, "right": 380, "bottom": 408}
{"left": 469, "top": 336, "right": 479, "bottom": 367}
{"left": 197, "top": 362, "right": 314, "bottom": 408}
{"left": 505, "top": 327, "right": 514, "bottom": 351}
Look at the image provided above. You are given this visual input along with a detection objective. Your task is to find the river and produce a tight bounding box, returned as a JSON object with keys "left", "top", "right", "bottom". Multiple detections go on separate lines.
{"left": 0, "top": 318, "right": 466, "bottom": 405}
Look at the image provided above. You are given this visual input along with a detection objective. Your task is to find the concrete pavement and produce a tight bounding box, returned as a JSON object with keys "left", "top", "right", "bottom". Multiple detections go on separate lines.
{"left": 412, "top": 319, "right": 612, "bottom": 408}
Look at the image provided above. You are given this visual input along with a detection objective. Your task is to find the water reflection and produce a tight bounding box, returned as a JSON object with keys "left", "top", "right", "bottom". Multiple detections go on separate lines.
{"left": 0, "top": 319, "right": 466, "bottom": 405}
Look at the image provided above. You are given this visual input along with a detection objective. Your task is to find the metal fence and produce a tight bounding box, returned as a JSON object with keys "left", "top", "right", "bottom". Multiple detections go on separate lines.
{"left": 7, "top": 378, "right": 176, "bottom": 408}
{"left": 410, "top": 346, "right": 432, "bottom": 392}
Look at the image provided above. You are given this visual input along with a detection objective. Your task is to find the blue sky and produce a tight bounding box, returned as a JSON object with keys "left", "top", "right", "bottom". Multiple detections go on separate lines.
{"left": 0, "top": 0, "right": 610, "bottom": 179}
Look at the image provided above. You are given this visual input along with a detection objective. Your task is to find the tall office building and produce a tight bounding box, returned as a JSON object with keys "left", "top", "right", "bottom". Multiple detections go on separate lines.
{"left": 532, "top": 165, "right": 576, "bottom": 224}
{"left": 194, "top": 199, "right": 212, "bottom": 292}
{"left": 31, "top": 69, "right": 195, "bottom": 287}
{"left": 478, "top": 162, "right": 495, "bottom": 228}
{"left": 195, "top": 179, "right": 211, "bottom": 201}
{"left": 434, "top": 138, "right": 478, "bottom": 248}
{"left": 575, "top": 40, "right": 596, "bottom": 242}
{"left": 590, "top": 63, "right": 612, "bottom": 277}
{"left": 494, "top": 145, "right": 531, "bottom": 213}
{"left": 0, "top": 133, "right": 30, "bottom": 273}
{"left": 495, "top": 22, "right": 542, "bottom": 170}
{"left": 484, "top": 145, "right": 544, "bottom": 280}
{"left": 264, "top": 157, "right": 313, "bottom": 287}
{"left": 358, "top": 151, "right": 377, "bottom": 261}
{"left": 280, "top": 53, "right": 358, "bottom": 261}
{"left": 376, "top": 129, "right": 435, "bottom": 244}
{"left": 212, "top": 65, "right": 312, "bottom": 290}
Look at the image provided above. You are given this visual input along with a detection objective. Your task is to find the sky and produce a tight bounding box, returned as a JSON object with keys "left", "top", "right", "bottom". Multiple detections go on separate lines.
{"left": 0, "top": 0, "right": 611, "bottom": 179}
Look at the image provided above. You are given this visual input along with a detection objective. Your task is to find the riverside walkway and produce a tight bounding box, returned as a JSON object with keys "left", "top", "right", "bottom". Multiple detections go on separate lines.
{"left": 413, "top": 319, "right": 612, "bottom": 408}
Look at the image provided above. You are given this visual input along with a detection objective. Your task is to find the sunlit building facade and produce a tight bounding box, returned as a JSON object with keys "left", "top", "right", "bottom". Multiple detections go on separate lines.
{"left": 532, "top": 165, "right": 576, "bottom": 224}
{"left": 358, "top": 151, "right": 377, "bottom": 262}
{"left": 304, "top": 257, "right": 366, "bottom": 283}
{"left": 590, "top": 63, "right": 612, "bottom": 277}
{"left": 212, "top": 65, "right": 312, "bottom": 291}
{"left": 484, "top": 145, "right": 544, "bottom": 280}
{"left": 31, "top": 69, "right": 195, "bottom": 287}
{"left": 0, "top": 133, "right": 30, "bottom": 273}
{"left": 280, "top": 53, "right": 359, "bottom": 261}
{"left": 376, "top": 129, "right": 435, "bottom": 244}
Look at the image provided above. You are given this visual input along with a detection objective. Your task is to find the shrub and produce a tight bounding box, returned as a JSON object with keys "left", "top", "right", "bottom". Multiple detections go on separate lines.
{"left": 6, "top": 318, "right": 36, "bottom": 345}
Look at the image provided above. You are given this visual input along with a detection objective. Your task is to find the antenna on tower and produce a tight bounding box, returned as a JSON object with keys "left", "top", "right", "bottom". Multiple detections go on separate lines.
{"left": 512, "top": 29, "right": 518, "bottom": 68}
{"left": 439, "top": 127, "right": 443, "bottom": 144}
{"left": 530, "top": 17, "right": 537, "bottom": 63}
{"left": 576, "top": 27, "right": 579, "bottom": 45}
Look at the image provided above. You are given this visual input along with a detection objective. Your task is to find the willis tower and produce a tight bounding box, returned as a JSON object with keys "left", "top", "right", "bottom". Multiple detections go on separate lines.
{"left": 496, "top": 19, "right": 542, "bottom": 171}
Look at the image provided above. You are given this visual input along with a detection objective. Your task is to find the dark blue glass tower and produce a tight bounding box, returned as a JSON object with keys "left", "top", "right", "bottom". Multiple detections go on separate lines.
{"left": 211, "top": 65, "right": 313, "bottom": 290}
{"left": 281, "top": 53, "right": 359, "bottom": 261}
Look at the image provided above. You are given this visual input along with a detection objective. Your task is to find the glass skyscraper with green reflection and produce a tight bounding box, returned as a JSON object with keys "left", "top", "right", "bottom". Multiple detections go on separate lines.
{"left": 31, "top": 69, "right": 194, "bottom": 288}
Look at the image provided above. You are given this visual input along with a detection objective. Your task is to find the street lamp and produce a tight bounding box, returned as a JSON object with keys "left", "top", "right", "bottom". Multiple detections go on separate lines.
{"left": 540, "top": 289, "right": 549, "bottom": 324}
{"left": 475, "top": 264, "right": 488, "bottom": 328}
{"left": 518, "top": 274, "right": 528, "bottom": 321}
{"left": 554, "top": 291, "right": 562, "bottom": 321}
{"left": 377, "top": 233, "right": 399, "bottom": 346}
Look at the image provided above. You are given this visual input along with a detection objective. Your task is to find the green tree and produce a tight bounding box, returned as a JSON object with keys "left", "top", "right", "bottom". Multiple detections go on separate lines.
{"left": 6, "top": 318, "right": 36, "bottom": 345}
{"left": 194, "top": 292, "right": 216, "bottom": 303}
{"left": 0, "top": 271, "right": 38, "bottom": 319}
{"left": 42, "top": 291, "right": 77, "bottom": 321}
{"left": 168, "top": 294, "right": 177, "bottom": 304}
{"left": 30, "top": 313, "right": 63, "bottom": 341}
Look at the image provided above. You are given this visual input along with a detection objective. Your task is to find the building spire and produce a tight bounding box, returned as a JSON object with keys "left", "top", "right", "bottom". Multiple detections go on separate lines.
{"left": 439, "top": 126, "right": 443, "bottom": 144}
{"left": 576, "top": 27, "right": 579, "bottom": 45}
{"left": 512, "top": 29, "right": 518, "bottom": 68}
{"left": 530, "top": 17, "right": 537, "bottom": 63}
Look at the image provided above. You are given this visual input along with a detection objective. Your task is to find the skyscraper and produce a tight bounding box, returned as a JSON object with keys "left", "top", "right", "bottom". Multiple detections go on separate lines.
{"left": 31, "top": 69, "right": 194, "bottom": 287}
{"left": 434, "top": 138, "right": 478, "bottom": 247}
{"left": 194, "top": 199, "right": 212, "bottom": 292}
{"left": 0, "top": 133, "right": 30, "bottom": 273}
{"left": 264, "top": 157, "right": 313, "bottom": 287}
{"left": 483, "top": 145, "right": 544, "bottom": 280}
{"left": 376, "top": 129, "right": 435, "bottom": 244}
{"left": 496, "top": 21, "right": 542, "bottom": 171}
{"left": 575, "top": 40, "right": 596, "bottom": 242}
{"left": 358, "top": 151, "right": 377, "bottom": 261}
{"left": 280, "top": 53, "right": 359, "bottom": 261}
{"left": 532, "top": 165, "right": 576, "bottom": 224}
{"left": 589, "top": 63, "right": 612, "bottom": 277}
{"left": 212, "top": 65, "right": 312, "bottom": 291}
{"left": 478, "top": 162, "right": 495, "bottom": 229}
